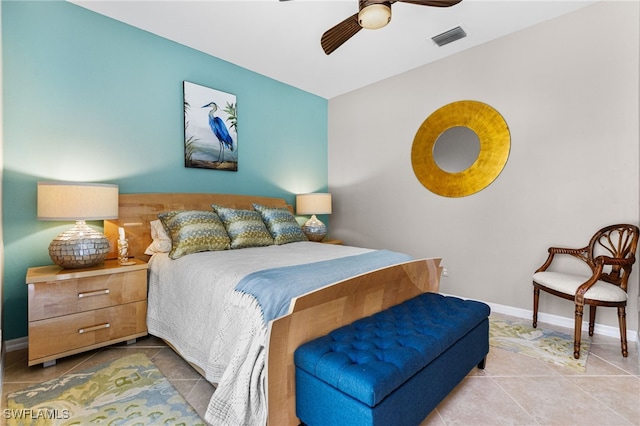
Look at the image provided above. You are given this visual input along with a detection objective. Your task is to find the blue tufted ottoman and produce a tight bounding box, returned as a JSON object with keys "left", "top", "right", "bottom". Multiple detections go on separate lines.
{"left": 294, "top": 292, "right": 490, "bottom": 426}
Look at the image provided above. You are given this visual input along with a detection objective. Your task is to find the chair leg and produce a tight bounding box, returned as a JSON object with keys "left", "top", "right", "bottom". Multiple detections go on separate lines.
{"left": 574, "top": 304, "right": 583, "bottom": 359}
{"left": 617, "top": 306, "right": 628, "bottom": 357}
{"left": 533, "top": 286, "right": 540, "bottom": 328}
{"left": 588, "top": 305, "right": 596, "bottom": 337}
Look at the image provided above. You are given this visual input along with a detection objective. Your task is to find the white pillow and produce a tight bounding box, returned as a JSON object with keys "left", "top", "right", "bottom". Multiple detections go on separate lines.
{"left": 144, "top": 219, "right": 172, "bottom": 255}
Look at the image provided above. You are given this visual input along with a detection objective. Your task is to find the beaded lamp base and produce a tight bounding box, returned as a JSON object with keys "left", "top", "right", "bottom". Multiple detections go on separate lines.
{"left": 48, "top": 220, "right": 111, "bottom": 269}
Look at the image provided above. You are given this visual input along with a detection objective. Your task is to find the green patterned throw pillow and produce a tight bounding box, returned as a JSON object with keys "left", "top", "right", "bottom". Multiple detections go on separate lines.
{"left": 158, "top": 210, "right": 230, "bottom": 259}
{"left": 211, "top": 205, "right": 274, "bottom": 249}
{"left": 252, "top": 203, "right": 307, "bottom": 245}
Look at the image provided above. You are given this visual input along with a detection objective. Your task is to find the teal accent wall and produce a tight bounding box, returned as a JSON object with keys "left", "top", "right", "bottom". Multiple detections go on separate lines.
{"left": 2, "top": 1, "right": 328, "bottom": 340}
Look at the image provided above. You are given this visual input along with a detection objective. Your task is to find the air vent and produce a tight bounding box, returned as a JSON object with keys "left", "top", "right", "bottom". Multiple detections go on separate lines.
{"left": 432, "top": 26, "right": 467, "bottom": 47}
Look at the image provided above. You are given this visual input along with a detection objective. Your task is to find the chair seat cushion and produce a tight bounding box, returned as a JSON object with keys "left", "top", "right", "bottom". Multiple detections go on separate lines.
{"left": 533, "top": 271, "right": 627, "bottom": 302}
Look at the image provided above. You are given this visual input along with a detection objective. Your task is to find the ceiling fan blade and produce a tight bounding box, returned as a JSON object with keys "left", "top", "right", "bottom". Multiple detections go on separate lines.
{"left": 394, "top": 0, "right": 462, "bottom": 7}
{"left": 321, "top": 12, "right": 362, "bottom": 55}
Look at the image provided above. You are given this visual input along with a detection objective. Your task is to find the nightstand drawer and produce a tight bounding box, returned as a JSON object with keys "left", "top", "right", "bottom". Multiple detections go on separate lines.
{"left": 28, "top": 269, "right": 146, "bottom": 321}
{"left": 28, "top": 301, "right": 147, "bottom": 361}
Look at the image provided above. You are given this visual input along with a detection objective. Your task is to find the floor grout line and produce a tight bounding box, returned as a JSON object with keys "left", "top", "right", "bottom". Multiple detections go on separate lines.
{"left": 489, "top": 375, "right": 541, "bottom": 425}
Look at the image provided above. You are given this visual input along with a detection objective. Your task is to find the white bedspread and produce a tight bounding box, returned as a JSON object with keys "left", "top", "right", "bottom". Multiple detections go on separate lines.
{"left": 146, "top": 242, "right": 373, "bottom": 425}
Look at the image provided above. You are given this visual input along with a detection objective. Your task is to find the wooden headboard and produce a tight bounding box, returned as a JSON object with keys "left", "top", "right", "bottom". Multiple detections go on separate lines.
{"left": 104, "top": 193, "right": 293, "bottom": 259}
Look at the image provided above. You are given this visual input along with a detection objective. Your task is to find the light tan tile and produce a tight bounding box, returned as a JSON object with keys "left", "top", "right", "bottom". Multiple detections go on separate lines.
{"left": 126, "top": 334, "right": 167, "bottom": 348}
{"left": 545, "top": 349, "right": 635, "bottom": 377}
{"left": 168, "top": 378, "right": 197, "bottom": 397}
{"left": 3, "top": 349, "right": 100, "bottom": 384}
{"left": 185, "top": 378, "right": 217, "bottom": 421}
{"left": 496, "top": 376, "right": 632, "bottom": 425}
{"left": 484, "top": 346, "right": 560, "bottom": 377}
{"left": 435, "top": 376, "right": 535, "bottom": 425}
{"left": 65, "top": 347, "right": 163, "bottom": 373}
{"left": 167, "top": 378, "right": 203, "bottom": 412}
{"left": 419, "top": 408, "right": 446, "bottom": 425}
{"left": 567, "top": 375, "right": 640, "bottom": 424}
{"left": 150, "top": 347, "right": 203, "bottom": 381}
{"left": 3, "top": 349, "right": 28, "bottom": 369}
{"left": 589, "top": 329, "right": 627, "bottom": 345}
{"left": 588, "top": 343, "right": 640, "bottom": 376}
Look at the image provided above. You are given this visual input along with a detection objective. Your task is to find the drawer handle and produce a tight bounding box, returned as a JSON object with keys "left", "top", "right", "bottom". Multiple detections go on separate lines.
{"left": 78, "top": 323, "right": 110, "bottom": 334}
{"left": 78, "top": 289, "right": 110, "bottom": 298}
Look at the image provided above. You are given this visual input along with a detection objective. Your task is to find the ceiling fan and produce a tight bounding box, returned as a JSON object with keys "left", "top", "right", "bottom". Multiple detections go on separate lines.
{"left": 320, "top": 0, "right": 463, "bottom": 55}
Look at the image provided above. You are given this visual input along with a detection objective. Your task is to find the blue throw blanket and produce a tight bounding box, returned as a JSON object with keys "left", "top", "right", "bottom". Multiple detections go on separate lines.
{"left": 235, "top": 250, "right": 414, "bottom": 323}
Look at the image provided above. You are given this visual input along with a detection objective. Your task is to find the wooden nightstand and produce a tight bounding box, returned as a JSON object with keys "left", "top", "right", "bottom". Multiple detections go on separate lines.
{"left": 25, "top": 258, "right": 148, "bottom": 367}
{"left": 321, "top": 239, "right": 343, "bottom": 245}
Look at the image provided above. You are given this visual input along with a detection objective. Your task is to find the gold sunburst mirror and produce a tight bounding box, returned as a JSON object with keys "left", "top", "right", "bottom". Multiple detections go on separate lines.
{"left": 411, "top": 100, "right": 510, "bottom": 197}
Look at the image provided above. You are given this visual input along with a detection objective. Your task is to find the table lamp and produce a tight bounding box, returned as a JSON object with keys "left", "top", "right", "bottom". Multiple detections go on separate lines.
{"left": 296, "top": 193, "right": 332, "bottom": 242}
{"left": 37, "top": 181, "right": 119, "bottom": 269}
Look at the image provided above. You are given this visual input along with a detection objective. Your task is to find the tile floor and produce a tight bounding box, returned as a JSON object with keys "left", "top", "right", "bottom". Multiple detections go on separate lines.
{"left": 2, "top": 313, "right": 639, "bottom": 425}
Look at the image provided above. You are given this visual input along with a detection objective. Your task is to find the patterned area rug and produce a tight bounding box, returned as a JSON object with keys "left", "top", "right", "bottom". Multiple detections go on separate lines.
{"left": 6, "top": 353, "right": 205, "bottom": 426}
{"left": 489, "top": 317, "right": 590, "bottom": 372}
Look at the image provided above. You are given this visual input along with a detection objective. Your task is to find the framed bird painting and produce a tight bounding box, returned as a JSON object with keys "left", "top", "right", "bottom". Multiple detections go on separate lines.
{"left": 183, "top": 81, "right": 238, "bottom": 171}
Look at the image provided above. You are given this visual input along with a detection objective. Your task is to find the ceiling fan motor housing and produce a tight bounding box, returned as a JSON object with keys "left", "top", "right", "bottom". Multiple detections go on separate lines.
{"left": 358, "top": 0, "right": 392, "bottom": 29}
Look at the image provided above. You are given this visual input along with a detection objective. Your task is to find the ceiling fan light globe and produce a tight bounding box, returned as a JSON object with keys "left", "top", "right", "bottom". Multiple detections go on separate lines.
{"left": 358, "top": 4, "right": 391, "bottom": 30}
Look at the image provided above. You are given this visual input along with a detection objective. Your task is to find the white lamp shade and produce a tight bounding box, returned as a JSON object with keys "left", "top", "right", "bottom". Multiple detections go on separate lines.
{"left": 296, "top": 193, "right": 332, "bottom": 215}
{"left": 37, "top": 181, "right": 119, "bottom": 221}
{"left": 37, "top": 182, "right": 119, "bottom": 268}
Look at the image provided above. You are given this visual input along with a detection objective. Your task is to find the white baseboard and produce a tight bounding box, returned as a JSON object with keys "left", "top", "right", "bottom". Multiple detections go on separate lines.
{"left": 487, "top": 301, "right": 638, "bottom": 342}
{"left": 5, "top": 336, "right": 28, "bottom": 353}
{"left": 441, "top": 294, "right": 638, "bottom": 342}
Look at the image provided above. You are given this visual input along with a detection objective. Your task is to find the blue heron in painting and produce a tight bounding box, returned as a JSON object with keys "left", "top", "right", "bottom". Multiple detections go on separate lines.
{"left": 202, "top": 102, "right": 234, "bottom": 162}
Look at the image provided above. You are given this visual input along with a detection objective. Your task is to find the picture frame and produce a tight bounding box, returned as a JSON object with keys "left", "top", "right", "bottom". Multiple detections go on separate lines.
{"left": 183, "top": 81, "right": 238, "bottom": 171}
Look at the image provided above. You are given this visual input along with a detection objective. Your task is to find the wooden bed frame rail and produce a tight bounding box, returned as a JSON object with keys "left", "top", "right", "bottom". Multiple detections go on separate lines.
{"left": 266, "top": 257, "right": 441, "bottom": 425}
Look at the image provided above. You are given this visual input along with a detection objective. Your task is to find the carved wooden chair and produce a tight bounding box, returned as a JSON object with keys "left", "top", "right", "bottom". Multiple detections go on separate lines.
{"left": 532, "top": 224, "right": 639, "bottom": 359}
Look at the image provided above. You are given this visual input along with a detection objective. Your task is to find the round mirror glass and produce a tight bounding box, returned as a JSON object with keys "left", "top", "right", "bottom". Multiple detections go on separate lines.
{"left": 432, "top": 126, "right": 480, "bottom": 173}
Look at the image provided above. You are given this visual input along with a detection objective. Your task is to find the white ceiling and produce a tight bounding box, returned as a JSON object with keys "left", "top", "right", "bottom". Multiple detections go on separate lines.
{"left": 72, "top": 0, "right": 598, "bottom": 99}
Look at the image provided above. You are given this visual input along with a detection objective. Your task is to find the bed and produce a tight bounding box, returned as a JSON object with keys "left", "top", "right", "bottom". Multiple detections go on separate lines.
{"left": 104, "top": 193, "right": 442, "bottom": 425}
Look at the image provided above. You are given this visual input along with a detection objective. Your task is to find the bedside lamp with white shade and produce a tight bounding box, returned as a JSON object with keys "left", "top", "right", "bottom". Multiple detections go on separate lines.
{"left": 37, "top": 181, "right": 119, "bottom": 269}
{"left": 296, "top": 193, "right": 332, "bottom": 242}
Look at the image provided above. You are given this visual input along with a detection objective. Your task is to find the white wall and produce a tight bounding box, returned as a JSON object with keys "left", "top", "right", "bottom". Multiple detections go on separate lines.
{"left": 328, "top": 2, "right": 639, "bottom": 333}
